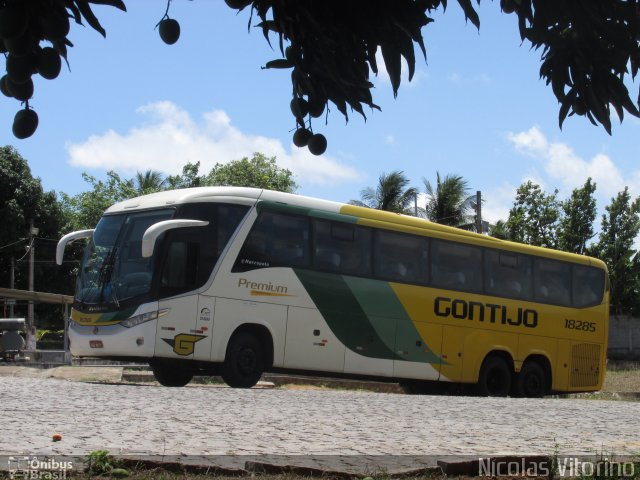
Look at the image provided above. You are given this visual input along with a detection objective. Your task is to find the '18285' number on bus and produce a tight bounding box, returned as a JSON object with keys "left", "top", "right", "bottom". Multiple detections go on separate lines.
{"left": 564, "top": 319, "right": 596, "bottom": 332}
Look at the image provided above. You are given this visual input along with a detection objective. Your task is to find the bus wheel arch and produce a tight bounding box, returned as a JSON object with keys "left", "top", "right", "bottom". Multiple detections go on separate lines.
{"left": 516, "top": 355, "right": 551, "bottom": 398}
{"left": 221, "top": 323, "right": 273, "bottom": 388}
{"left": 476, "top": 351, "right": 514, "bottom": 397}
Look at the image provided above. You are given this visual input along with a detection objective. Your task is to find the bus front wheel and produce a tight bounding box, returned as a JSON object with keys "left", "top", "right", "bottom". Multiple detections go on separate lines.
{"left": 221, "top": 332, "right": 265, "bottom": 388}
{"left": 515, "top": 362, "right": 547, "bottom": 398}
{"left": 150, "top": 359, "right": 194, "bottom": 387}
{"left": 476, "top": 355, "right": 511, "bottom": 397}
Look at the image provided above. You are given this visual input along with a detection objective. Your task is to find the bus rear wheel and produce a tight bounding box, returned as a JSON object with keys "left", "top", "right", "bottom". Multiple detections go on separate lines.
{"left": 221, "top": 332, "right": 264, "bottom": 388}
{"left": 515, "top": 361, "right": 547, "bottom": 398}
{"left": 150, "top": 359, "right": 194, "bottom": 387}
{"left": 476, "top": 355, "right": 511, "bottom": 397}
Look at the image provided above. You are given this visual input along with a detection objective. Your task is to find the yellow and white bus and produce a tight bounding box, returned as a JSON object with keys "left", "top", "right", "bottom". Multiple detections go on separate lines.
{"left": 57, "top": 187, "right": 609, "bottom": 396}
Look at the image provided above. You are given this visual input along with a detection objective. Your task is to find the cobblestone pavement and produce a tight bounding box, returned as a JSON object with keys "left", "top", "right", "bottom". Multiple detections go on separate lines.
{"left": 1, "top": 377, "right": 639, "bottom": 472}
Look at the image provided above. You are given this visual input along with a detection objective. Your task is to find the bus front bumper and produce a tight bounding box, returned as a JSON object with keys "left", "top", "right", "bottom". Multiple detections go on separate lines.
{"left": 69, "top": 320, "right": 157, "bottom": 358}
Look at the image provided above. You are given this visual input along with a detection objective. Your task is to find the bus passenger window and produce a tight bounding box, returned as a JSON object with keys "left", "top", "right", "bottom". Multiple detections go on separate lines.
{"left": 484, "top": 250, "right": 532, "bottom": 300}
{"left": 373, "top": 230, "right": 428, "bottom": 284}
{"left": 270, "top": 214, "right": 310, "bottom": 267}
{"left": 572, "top": 265, "right": 604, "bottom": 307}
{"left": 233, "top": 211, "right": 310, "bottom": 272}
{"left": 534, "top": 259, "right": 571, "bottom": 306}
{"left": 431, "top": 240, "right": 482, "bottom": 292}
{"left": 313, "top": 220, "right": 371, "bottom": 276}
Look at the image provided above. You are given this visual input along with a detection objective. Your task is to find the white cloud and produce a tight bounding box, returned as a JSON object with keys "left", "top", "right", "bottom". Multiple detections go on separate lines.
{"left": 447, "top": 72, "right": 492, "bottom": 86}
{"left": 481, "top": 183, "right": 517, "bottom": 224}
{"left": 507, "top": 126, "right": 548, "bottom": 157}
{"left": 506, "top": 126, "right": 638, "bottom": 198}
{"left": 66, "top": 101, "right": 362, "bottom": 186}
{"left": 374, "top": 50, "right": 428, "bottom": 89}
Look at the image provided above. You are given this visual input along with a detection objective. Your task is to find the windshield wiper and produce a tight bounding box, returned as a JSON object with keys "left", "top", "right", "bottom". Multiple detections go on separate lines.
{"left": 98, "top": 246, "right": 119, "bottom": 304}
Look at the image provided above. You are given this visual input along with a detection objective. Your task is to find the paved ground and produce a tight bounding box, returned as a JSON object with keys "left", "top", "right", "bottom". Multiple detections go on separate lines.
{"left": 1, "top": 370, "right": 640, "bottom": 473}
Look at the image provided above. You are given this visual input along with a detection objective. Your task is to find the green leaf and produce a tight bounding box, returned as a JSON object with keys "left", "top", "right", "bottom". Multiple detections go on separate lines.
{"left": 558, "top": 90, "right": 574, "bottom": 129}
{"left": 74, "top": 0, "right": 106, "bottom": 37}
{"left": 88, "top": 0, "right": 126, "bottom": 12}
{"left": 398, "top": 33, "right": 416, "bottom": 81}
{"left": 264, "top": 59, "right": 294, "bottom": 69}
{"left": 381, "top": 42, "right": 401, "bottom": 97}
{"left": 456, "top": 0, "right": 480, "bottom": 29}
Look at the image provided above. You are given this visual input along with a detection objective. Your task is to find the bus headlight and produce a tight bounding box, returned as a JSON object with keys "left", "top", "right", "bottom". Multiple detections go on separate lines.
{"left": 120, "top": 309, "right": 169, "bottom": 328}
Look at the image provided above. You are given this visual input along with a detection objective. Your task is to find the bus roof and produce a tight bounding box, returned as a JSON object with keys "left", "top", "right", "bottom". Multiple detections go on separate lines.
{"left": 105, "top": 186, "right": 348, "bottom": 214}
{"left": 105, "top": 186, "right": 606, "bottom": 270}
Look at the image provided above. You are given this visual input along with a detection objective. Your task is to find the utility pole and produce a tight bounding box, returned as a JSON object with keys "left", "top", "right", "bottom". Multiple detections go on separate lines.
{"left": 27, "top": 220, "right": 39, "bottom": 350}
{"left": 9, "top": 256, "right": 15, "bottom": 318}
{"left": 475, "top": 191, "right": 483, "bottom": 234}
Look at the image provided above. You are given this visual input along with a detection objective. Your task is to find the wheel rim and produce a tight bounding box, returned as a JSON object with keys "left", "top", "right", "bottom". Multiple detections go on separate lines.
{"left": 237, "top": 347, "right": 257, "bottom": 375}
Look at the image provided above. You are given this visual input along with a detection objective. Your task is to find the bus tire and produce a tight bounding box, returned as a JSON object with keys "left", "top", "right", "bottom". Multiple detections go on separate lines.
{"left": 515, "top": 361, "right": 547, "bottom": 398}
{"left": 476, "top": 355, "right": 511, "bottom": 397}
{"left": 150, "top": 359, "right": 194, "bottom": 387}
{"left": 221, "top": 332, "right": 264, "bottom": 388}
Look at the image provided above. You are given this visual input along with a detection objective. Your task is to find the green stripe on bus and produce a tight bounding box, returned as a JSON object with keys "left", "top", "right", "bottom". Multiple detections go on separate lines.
{"left": 256, "top": 201, "right": 311, "bottom": 216}
{"left": 257, "top": 201, "right": 358, "bottom": 224}
{"left": 309, "top": 210, "right": 358, "bottom": 223}
{"left": 343, "top": 276, "right": 443, "bottom": 364}
{"left": 294, "top": 269, "right": 401, "bottom": 360}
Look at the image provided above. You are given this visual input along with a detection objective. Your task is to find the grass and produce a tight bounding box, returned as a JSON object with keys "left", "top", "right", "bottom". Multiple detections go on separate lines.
{"left": 71, "top": 453, "right": 452, "bottom": 479}
{"left": 603, "top": 369, "right": 640, "bottom": 393}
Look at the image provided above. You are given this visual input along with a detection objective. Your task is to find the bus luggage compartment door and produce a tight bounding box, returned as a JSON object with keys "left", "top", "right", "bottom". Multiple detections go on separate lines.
{"left": 284, "top": 306, "right": 345, "bottom": 373}
{"left": 393, "top": 321, "right": 442, "bottom": 381}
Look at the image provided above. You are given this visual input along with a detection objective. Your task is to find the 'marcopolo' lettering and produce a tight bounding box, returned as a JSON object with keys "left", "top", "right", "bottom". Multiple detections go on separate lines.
{"left": 434, "top": 297, "right": 538, "bottom": 328}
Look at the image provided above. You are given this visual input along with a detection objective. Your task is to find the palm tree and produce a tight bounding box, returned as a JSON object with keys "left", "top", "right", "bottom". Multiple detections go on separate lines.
{"left": 489, "top": 219, "right": 510, "bottom": 240}
{"left": 423, "top": 172, "right": 475, "bottom": 228}
{"left": 135, "top": 170, "right": 167, "bottom": 195}
{"left": 350, "top": 171, "right": 418, "bottom": 215}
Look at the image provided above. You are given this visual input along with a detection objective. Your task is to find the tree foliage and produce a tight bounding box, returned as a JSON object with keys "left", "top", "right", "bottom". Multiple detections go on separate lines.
{"left": 165, "top": 154, "right": 297, "bottom": 192}
{"left": 557, "top": 178, "right": 597, "bottom": 254}
{"left": 61, "top": 171, "right": 136, "bottom": 231}
{"left": 0, "top": 146, "right": 73, "bottom": 325}
{"left": 62, "top": 153, "right": 297, "bottom": 230}
{"left": 205, "top": 153, "right": 297, "bottom": 193}
{"left": 488, "top": 219, "right": 509, "bottom": 240}
{"left": 135, "top": 170, "right": 167, "bottom": 195}
{"left": 589, "top": 187, "right": 640, "bottom": 315}
{"left": 423, "top": 172, "right": 475, "bottom": 228}
{"left": 350, "top": 170, "right": 417, "bottom": 214}
{"left": 506, "top": 181, "right": 560, "bottom": 248}
{"left": 3, "top": 0, "right": 640, "bottom": 139}
{"left": 242, "top": 0, "right": 640, "bottom": 136}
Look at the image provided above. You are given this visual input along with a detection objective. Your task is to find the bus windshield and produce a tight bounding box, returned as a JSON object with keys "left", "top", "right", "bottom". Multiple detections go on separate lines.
{"left": 75, "top": 209, "right": 175, "bottom": 308}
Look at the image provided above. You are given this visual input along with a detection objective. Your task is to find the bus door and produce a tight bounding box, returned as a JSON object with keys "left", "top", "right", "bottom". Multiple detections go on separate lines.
{"left": 154, "top": 296, "right": 217, "bottom": 361}
{"left": 153, "top": 226, "right": 213, "bottom": 359}
{"left": 155, "top": 295, "right": 199, "bottom": 359}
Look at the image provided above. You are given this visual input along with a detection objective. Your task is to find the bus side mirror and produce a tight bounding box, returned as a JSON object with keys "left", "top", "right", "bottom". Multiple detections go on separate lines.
{"left": 141, "top": 219, "right": 209, "bottom": 258}
{"left": 56, "top": 229, "right": 94, "bottom": 265}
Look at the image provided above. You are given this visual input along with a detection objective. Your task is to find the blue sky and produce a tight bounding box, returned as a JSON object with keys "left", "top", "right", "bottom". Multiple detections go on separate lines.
{"left": 2, "top": 1, "right": 639, "bottom": 225}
